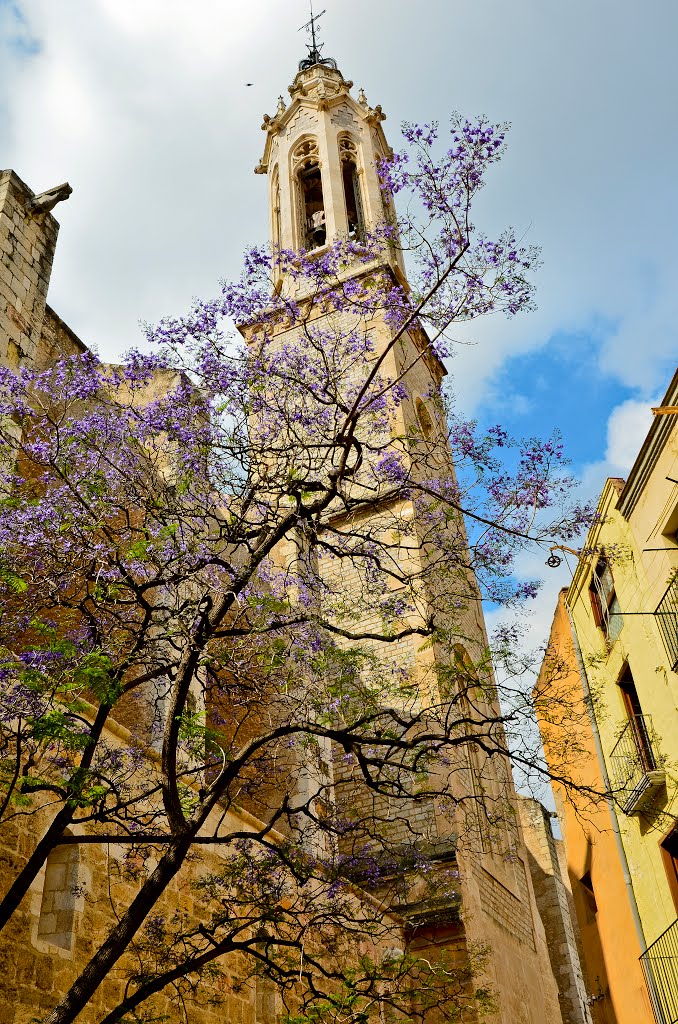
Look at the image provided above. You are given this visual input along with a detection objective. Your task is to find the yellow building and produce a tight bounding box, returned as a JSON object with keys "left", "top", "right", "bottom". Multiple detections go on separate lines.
{"left": 539, "top": 369, "right": 678, "bottom": 1024}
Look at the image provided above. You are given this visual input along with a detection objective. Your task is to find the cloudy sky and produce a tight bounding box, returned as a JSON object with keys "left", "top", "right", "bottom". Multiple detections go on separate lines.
{"left": 2, "top": 0, "right": 677, "bottom": 646}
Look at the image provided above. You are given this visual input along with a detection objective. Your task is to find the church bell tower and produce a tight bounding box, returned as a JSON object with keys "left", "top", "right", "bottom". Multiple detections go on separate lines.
{"left": 253, "top": 28, "right": 568, "bottom": 1024}
{"left": 255, "top": 35, "right": 405, "bottom": 288}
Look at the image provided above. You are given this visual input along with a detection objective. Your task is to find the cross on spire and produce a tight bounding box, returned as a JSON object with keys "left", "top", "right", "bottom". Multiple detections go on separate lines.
{"left": 299, "top": 2, "right": 326, "bottom": 56}
{"left": 297, "top": 2, "right": 337, "bottom": 71}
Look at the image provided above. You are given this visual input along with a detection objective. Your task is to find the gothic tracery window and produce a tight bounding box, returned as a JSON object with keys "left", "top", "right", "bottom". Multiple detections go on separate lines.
{"left": 338, "top": 135, "right": 365, "bottom": 241}
{"left": 292, "top": 138, "right": 326, "bottom": 250}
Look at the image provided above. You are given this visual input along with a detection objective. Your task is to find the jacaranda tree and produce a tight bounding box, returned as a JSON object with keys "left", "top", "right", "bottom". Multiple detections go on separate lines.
{"left": 0, "top": 118, "right": 594, "bottom": 1024}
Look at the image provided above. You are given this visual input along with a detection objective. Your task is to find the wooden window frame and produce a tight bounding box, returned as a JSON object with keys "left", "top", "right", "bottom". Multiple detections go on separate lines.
{"left": 618, "top": 664, "right": 656, "bottom": 772}
{"left": 590, "top": 556, "right": 622, "bottom": 641}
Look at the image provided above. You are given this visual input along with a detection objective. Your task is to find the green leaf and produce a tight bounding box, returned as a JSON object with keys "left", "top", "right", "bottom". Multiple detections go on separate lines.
{"left": 0, "top": 565, "right": 27, "bottom": 594}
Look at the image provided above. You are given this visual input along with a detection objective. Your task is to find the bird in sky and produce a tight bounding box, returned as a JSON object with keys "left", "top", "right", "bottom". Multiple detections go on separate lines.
{"left": 245, "top": 82, "right": 254, "bottom": 87}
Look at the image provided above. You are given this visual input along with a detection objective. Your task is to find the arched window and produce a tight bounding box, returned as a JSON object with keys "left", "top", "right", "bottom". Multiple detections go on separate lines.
{"left": 415, "top": 398, "right": 435, "bottom": 440}
{"left": 452, "top": 645, "right": 489, "bottom": 853}
{"left": 271, "top": 165, "right": 281, "bottom": 251}
{"left": 338, "top": 136, "right": 365, "bottom": 242}
{"left": 38, "top": 835, "right": 79, "bottom": 949}
{"left": 293, "top": 139, "right": 326, "bottom": 250}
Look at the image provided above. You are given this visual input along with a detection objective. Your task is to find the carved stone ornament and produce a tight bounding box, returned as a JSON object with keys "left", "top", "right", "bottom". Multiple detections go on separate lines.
{"left": 366, "top": 104, "right": 386, "bottom": 126}
{"left": 286, "top": 108, "right": 318, "bottom": 140}
{"left": 261, "top": 113, "right": 284, "bottom": 136}
{"left": 331, "top": 104, "right": 361, "bottom": 130}
{"left": 25, "top": 182, "right": 73, "bottom": 217}
{"left": 338, "top": 136, "right": 359, "bottom": 163}
{"left": 292, "top": 137, "right": 320, "bottom": 170}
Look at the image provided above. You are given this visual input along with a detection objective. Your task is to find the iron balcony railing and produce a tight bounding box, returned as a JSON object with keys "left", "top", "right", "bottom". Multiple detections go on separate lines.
{"left": 656, "top": 578, "right": 678, "bottom": 672}
{"left": 609, "top": 714, "right": 665, "bottom": 815}
{"left": 641, "top": 918, "right": 678, "bottom": 1024}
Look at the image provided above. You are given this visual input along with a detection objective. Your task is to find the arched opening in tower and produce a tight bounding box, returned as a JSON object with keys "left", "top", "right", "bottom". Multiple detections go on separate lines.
{"left": 342, "top": 159, "right": 364, "bottom": 242}
{"left": 299, "top": 162, "right": 326, "bottom": 249}
{"left": 271, "top": 166, "right": 281, "bottom": 251}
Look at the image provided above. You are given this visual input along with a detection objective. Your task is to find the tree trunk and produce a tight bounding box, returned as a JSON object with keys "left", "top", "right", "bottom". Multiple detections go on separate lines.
{"left": 97, "top": 942, "right": 227, "bottom": 1024}
{"left": 43, "top": 834, "right": 193, "bottom": 1024}
{"left": 0, "top": 702, "right": 113, "bottom": 933}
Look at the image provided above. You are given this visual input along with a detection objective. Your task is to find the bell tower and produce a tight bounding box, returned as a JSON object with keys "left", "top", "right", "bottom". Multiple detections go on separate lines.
{"left": 253, "top": 34, "right": 567, "bottom": 1024}
{"left": 256, "top": 40, "right": 405, "bottom": 287}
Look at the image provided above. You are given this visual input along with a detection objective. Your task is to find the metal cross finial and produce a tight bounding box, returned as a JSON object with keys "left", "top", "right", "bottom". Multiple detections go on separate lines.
{"left": 297, "top": 3, "right": 337, "bottom": 72}
{"left": 299, "top": 2, "right": 326, "bottom": 54}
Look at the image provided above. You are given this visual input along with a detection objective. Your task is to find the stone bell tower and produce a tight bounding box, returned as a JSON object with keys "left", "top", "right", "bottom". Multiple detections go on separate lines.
{"left": 254, "top": 37, "right": 567, "bottom": 1024}
{"left": 256, "top": 49, "right": 405, "bottom": 289}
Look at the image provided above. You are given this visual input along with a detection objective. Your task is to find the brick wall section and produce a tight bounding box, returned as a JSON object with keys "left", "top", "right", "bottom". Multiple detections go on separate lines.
{"left": 476, "top": 865, "right": 535, "bottom": 952}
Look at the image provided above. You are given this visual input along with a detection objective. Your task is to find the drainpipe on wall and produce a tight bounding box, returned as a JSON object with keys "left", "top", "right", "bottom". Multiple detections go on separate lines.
{"left": 565, "top": 605, "right": 662, "bottom": 1022}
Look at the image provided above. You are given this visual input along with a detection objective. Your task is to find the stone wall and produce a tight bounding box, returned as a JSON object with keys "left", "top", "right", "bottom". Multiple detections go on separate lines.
{"left": 0, "top": 170, "right": 61, "bottom": 369}
{"left": 0, "top": 800, "right": 257, "bottom": 1024}
{"left": 517, "top": 797, "right": 593, "bottom": 1024}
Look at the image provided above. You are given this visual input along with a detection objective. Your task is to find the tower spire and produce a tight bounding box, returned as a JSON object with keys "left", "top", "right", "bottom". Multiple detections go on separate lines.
{"left": 298, "top": 3, "right": 337, "bottom": 71}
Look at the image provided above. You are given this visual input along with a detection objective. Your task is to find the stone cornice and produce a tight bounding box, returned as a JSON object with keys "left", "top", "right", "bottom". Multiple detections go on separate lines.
{"left": 617, "top": 367, "right": 678, "bottom": 521}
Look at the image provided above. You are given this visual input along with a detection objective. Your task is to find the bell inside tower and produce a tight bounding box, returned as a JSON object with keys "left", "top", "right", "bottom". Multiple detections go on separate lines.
{"left": 339, "top": 136, "right": 365, "bottom": 242}
{"left": 258, "top": 51, "right": 406, "bottom": 278}
{"left": 294, "top": 139, "right": 326, "bottom": 249}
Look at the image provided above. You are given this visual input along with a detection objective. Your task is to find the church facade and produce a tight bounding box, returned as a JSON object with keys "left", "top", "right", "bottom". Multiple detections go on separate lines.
{"left": 0, "top": 48, "right": 588, "bottom": 1024}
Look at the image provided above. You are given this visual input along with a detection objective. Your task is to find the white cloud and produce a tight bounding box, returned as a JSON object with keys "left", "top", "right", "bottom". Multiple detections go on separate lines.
{"left": 577, "top": 395, "right": 657, "bottom": 501}
{"left": 605, "top": 398, "right": 655, "bottom": 473}
{"left": 483, "top": 394, "right": 656, "bottom": 668}
{"left": 598, "top": 283, "right": 678, "bottom": 393}
{"left": 2, "top": 0, "right": 290, "bottom": 357}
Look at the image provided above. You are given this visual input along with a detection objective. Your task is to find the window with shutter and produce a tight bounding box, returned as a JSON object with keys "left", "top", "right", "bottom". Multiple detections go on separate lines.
{"left": 590, "top": 556, "right": 623, "bottom": 643}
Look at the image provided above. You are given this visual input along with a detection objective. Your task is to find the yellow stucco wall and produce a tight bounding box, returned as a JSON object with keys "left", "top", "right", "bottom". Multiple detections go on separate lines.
{"left": 566, "top": 437, "right": 678, "bottom": 953}
{"left": 545, "top": 377, "right": 678, "bottom": 1023}
{"left": 540, "top": 591, "right": 654, "bottom": 1023}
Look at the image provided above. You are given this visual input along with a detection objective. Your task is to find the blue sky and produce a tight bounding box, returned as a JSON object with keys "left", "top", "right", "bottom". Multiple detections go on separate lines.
{"left": 0, "top": 0, "right": 38, "bottom": 55}
{"left": 1, "top": 0, "right": 677, "bottom": 649}
{"left": 475, "top": 327, "right": 645, "bottom": 478}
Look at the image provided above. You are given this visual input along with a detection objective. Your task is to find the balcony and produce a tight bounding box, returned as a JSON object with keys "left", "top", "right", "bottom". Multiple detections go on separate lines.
{"left": 656, "top": 579, "right": 678, "bottom": 672}
{"left": 640, "top": 918, "right": 678, "bottom": 1024}
{"left": 609, "top": 715, "right": 665, "bottom": 815}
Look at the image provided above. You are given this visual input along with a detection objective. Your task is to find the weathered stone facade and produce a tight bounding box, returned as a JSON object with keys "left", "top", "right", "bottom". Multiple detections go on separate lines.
{"left": 0, "top": 782, "right": 261, "bottom": 1024}
{"left": 518, "top": 797, "right": 593, "bottom": 1024}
